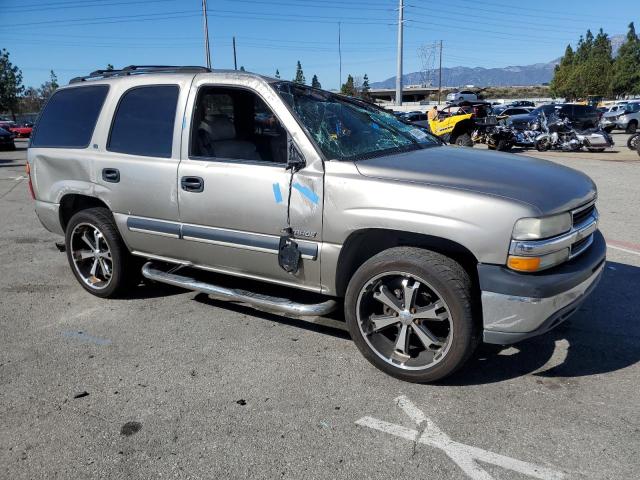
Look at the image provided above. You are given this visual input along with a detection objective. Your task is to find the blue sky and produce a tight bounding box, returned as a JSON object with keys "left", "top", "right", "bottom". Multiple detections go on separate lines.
{"left": 1, "top": 0, "right": 638, "bottom": 90}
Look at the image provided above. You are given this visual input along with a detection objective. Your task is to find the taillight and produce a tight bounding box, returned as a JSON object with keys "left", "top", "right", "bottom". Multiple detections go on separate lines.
{"left": 25, "top": 162, "right": 35, "bottom": 200}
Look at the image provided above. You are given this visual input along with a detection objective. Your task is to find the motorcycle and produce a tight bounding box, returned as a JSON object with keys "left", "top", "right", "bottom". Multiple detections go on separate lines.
{"left": 512, "top": 119, "right": 539, "bottom": 149}
{"left": 535, "top": 112, "right": 582, "bottom": 151}
{"left": 535, "top": 112, "right": 614, "bottom": 152}
{"left": 472, "top": 124, "right": 515, "bottom": 151}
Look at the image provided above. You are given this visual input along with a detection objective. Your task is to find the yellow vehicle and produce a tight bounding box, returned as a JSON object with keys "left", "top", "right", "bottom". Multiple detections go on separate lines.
{"left": 428, "top": 102, "right": 492, "bottom": 146}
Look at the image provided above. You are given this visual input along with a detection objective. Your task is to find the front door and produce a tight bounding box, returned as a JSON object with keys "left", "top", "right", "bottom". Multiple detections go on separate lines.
{"left": 176, "top": 80, "right": 324, "bottom": 291}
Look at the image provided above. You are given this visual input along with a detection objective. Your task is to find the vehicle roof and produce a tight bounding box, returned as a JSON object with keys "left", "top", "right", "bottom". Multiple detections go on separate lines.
{"left": 64, "top": 68, "right": 279, "bottom": 89}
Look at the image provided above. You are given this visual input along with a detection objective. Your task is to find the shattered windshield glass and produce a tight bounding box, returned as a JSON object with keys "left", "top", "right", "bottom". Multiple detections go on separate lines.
{"left": 275, "top": 82, "right": 440, "bottom": 161}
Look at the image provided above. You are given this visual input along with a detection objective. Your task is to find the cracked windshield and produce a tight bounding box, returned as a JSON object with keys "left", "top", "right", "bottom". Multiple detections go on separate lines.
{"left": 276, "top": 83, "right": 439, "bottom": 161}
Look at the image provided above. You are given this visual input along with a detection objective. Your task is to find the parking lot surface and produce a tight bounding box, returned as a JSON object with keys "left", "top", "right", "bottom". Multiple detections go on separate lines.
{"left": 1, "top": 136, "right": 639, "bottom": 479}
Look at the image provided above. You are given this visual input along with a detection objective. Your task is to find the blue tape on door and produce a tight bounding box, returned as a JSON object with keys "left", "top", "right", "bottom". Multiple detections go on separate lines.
{"left": 293, "top": 183, "right": 319, "bottom": 205}
{"left": 272, "top": 183, "right": 283, "bottom": 203}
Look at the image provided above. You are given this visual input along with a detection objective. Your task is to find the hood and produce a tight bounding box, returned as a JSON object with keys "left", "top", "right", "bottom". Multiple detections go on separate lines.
{"left": 354, "top": 146, "right": 596, "bottom": 215}
{"left": 603, "top": 111, "right": 621, "bottom": 118}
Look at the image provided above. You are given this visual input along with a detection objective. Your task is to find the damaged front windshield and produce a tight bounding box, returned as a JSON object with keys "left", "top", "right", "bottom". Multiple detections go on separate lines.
{"left": 275, "top": 82, "right": 440, "bottom": 161}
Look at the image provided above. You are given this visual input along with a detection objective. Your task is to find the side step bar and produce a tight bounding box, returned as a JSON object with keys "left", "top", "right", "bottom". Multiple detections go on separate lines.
{"left": 141, "top": 262, "right": 338, "bottom": 317}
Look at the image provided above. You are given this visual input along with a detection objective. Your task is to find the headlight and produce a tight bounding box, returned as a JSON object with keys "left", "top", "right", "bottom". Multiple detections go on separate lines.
{"left": 512, "top": 213, "right": 571, "bottom": 240}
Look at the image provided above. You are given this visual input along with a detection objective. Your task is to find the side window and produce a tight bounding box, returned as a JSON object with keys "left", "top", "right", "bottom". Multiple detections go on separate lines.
{"left": 190, "top": 87, "right": 287, "bottom": 164}
{"left": 31, "top": 85, "right": 108, "bottom": 148}
{"left": 108, "top": 85, "right": 179, "bottom": 158}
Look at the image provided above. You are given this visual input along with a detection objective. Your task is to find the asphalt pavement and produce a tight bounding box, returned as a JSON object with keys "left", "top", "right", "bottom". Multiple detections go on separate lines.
{"left": 1, "top": 136, "right": 639, "bottom": 479}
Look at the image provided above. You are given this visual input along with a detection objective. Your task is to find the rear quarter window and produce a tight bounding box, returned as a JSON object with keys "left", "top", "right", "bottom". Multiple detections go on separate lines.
{"left": 108, "top": 85, "right": 179, "bottom": 158}
{"left": 30, "top": 85, "right": 109, "bottom": 148}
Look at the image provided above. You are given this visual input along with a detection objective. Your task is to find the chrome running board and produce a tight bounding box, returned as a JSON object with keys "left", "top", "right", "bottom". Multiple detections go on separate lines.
{"left": 141, "top": 262, "right": 337, "bottom": 317}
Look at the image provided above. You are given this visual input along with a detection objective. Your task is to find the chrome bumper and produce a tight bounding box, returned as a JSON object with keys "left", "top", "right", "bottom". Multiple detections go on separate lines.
{"left": 481, "top": 262, "right": 604, "bottom": 344}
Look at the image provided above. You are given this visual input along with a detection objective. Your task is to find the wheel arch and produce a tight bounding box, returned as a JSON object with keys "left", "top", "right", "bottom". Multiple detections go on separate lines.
{"left": 449, "top": 118, "right": 474, "bottom": 142}
{"left": 59, "top": 194, "right": 111, "bottom": 232}
{"left": 334, "top": 228, "right": 479, "bottom": 298}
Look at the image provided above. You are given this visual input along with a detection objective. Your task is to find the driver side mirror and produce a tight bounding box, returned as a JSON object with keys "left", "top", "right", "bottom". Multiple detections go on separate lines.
{"left": 287, "top": 140, "right": 306, "bottom": 171}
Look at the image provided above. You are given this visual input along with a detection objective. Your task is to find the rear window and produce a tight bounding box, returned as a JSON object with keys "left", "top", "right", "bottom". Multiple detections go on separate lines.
{"left": 108, "top": 85, "right": 179, "bottom": 158}
{"left": 31, "top": 85, "right": 108, "bottom": 148}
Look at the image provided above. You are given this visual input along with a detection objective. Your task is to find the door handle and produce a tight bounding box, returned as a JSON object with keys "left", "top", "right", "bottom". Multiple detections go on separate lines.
{"left": 102, "top": 168, "right": 120, "bottom": 183}
{"left": 181, "top": 176, "right": 204, "bottom": 193}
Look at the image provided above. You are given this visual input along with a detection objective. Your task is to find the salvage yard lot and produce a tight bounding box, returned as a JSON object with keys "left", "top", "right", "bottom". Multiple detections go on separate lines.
{"left": 1, "top": 136, "right": 639, "bottom": 479}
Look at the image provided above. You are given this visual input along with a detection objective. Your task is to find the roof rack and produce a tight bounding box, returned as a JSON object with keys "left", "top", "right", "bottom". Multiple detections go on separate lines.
{"left": 69, "top": 65, "right": 211, "bottom": 84}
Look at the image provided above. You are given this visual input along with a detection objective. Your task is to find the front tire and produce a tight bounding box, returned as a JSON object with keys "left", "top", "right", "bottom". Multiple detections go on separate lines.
{"left": 496, "top": 139, "right": 512, "bottom": 152}
{"left": 344, "top": 247, "right": 479, "bottom": 383}
{"left": 65, "top": 207, "right": 133, "bottom": 298}
{"left": 535, "top": 137, "right": 551, "bottom": 151}
{"left": 627, "top": 133, "right": 639, "bottom": 151}
{"left": 454, "top": 133, "right": 474, "bottom": 147}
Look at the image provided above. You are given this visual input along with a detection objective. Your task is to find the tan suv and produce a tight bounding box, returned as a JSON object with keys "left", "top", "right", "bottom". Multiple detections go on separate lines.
{"left": 27, "top": 66, "right": 605, "bottom": 382}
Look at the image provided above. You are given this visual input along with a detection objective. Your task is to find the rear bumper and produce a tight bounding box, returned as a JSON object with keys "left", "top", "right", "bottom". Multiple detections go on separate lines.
{"left": 478, "top": 230, "right": 606, "bottom": 344}
{"left": 34, "top": 200, "right": 64, "bottom": 236}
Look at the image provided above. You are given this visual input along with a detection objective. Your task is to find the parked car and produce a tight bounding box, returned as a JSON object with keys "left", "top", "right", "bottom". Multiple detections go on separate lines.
{"left": 28, "top": 66, "right": 604, "bottom": 383}
{"left": 493, "top": 106, "right": 533, "bottom": 118}
{"left": 446, "top": 90, "right": 478, "bottom": 103}
{"left": 507, "top": 100, "right": 535, "bottom": 108}
{"left": 600, "top": 101, "right": 640, "bottom": 133}
{"left": 0, "top": 127, "right": 16, "bottom": 150}
{"left": 8, "top": 121, "right": 33, "bottom": 138}
{"left": 508, "top": 103, "right": 599, "bottom": 131}
{"left": 400, "top": 111, "right": 430, "bottom": 128}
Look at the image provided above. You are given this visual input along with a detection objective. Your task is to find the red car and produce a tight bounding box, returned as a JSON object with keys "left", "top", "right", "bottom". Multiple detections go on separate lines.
{"left": 0, "top": 121, "right": 33, "bottom": 138}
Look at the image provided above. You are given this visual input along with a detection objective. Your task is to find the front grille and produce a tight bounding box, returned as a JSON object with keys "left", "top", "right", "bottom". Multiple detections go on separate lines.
{"left": 572, "top": 203, "right": 596, "bottom": 227}
{"left": 570, "top": 235, "right": 592, "bottom": 258}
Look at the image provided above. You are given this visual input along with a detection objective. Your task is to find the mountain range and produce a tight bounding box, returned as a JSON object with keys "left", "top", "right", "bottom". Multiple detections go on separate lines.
{"left": 371, "top": 34, "right": 625, "bottom": 89}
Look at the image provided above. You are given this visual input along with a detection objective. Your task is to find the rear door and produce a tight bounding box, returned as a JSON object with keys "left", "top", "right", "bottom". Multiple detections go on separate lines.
{"left": 91, "top": 77, "right": 192, "bottom": 258}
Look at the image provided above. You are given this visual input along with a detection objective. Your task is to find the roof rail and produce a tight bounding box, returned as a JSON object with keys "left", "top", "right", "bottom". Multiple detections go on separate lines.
{"left": 69, "top": 65, "right": 211, "bottom": 84}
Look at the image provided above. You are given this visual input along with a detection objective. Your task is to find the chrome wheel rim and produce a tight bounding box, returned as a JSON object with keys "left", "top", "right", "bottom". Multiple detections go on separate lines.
{"left": 69, "top": 222, "right": 113, "bottom": 290}
{"left": 356, "top": 271, "right": 453, "bottom": 371}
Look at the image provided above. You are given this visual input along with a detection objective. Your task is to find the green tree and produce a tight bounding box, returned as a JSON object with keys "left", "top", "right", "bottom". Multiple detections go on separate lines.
{"left": 550, "top": 45, "right": 577, "bottom": 100}
{"left": 311, "top": 74, "right": 321, "bottom": 89}
{"left": 582, "top": 29, "right": 613, "bottom": 97}
{"left": 240, "top": 66, "right": 246, "bottom": 71}
{"left": 340, "top": 74, "right": 356, "bottom": 96}
{"left": 611, "top": 22, "right": 640, "bottom": 97}
{"left": 0, "top": 49, "right": 25, "bottom": 120}
{"left": 361, "top": 73, "right": 371, "bottom": 99}
{"left": 294, "top": 61, "right": 305, "bottom": 84}
{"left": 106, "top": 64, "right": 115, "bottom": 71}
{"left": 38, "top": 70, "right": 59, "bottom": 101}
{"left": 275, "top": 69, "right": 280, "bottom": 79}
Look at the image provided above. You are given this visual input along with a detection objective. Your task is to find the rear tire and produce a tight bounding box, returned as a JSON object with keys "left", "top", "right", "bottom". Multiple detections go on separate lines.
{"left": 65, "top": 207, "right": 133, "bottom": 298}
{"left": 454, "top": 133, "right": 474, "bottom": 147}
{"left": 496, "top": 140, "right": 512, "bottom": 152}
{"left": 344, "top": 247, "right": 479, "bottom": 383}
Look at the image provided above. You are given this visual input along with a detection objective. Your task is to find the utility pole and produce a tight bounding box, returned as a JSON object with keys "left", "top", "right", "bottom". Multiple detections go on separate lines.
{"left": 437, "top": 40, "right": 443, "bottom": 105}
{"left": 202, "top": 0, "right": 212, "bottom": 69}
{"left": 233, "top": 36, "right": 238, "bottom": 70}
{"left": 395, "top": 0, "right": 404, "bottom": 106}
{"left": 338, "top": 22, "right": 342, "bottom": 90}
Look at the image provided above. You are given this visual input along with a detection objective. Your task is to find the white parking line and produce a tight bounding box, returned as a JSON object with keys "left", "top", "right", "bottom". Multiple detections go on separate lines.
{"left": 356, "top": 395, "right": 565, "bottom": 480}
{"left": 607, "top": 244, "right": 640, "bottom": 256}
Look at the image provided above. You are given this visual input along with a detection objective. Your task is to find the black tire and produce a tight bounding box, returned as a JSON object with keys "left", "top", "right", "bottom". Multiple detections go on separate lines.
{"left": 454, "top": 133, "right": 474, "bottom": 147}
{"left": 65, "top": 207, "right": 134, "bottom": 298}
{"left": 626, "top": 121, "right": 637, "bottom": 134}
{"left": 535, "top": 138, "right": 551, "bottom": 151}
{"left": 344, "top": 247, "right": 480, "bottom": 383}
{"left": 496, "top": 140, "right": 512, "bottom": 152}
{"left": 627, "top": 133, "right": 640, "bottom": 151}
